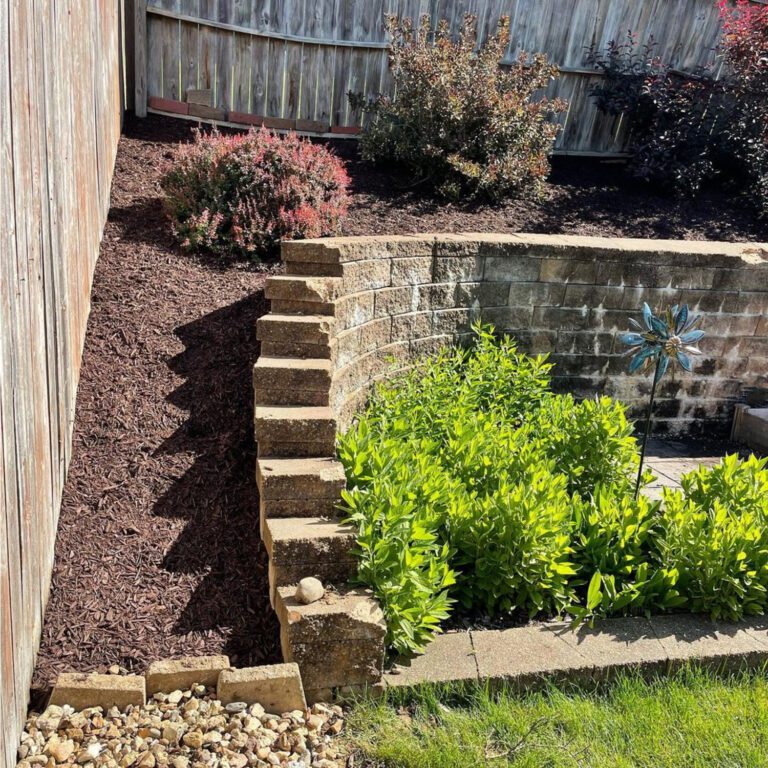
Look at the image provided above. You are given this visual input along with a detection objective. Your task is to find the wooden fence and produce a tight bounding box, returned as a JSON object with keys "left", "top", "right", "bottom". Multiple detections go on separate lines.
{"left": 0, "top": 2, "right": 125, "bottom": 766}
{"left": 137, "top": 0, "right": 746, "bottom": 154}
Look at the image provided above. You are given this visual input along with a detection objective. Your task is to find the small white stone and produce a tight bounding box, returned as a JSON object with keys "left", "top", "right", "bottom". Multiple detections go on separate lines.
{"left": 295, "top": 578, "right": 324, "bottom": 605}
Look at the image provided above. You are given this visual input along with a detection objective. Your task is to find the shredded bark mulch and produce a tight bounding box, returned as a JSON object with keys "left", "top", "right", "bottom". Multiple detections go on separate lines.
{"left": 32, "top": 113, "right": 766, "bottom": 702}
{"left": 32, "top": 115, "right": 282, "bottom": 700}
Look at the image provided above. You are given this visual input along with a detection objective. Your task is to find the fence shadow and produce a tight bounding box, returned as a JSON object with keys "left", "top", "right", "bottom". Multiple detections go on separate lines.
{"left": 152, "top": 290, "right": 281, "bottom": 667}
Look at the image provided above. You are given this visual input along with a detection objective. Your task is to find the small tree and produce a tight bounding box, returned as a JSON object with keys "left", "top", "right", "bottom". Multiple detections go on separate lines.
{"left": 352, "top": 15, "right": 566, "bottom": 202}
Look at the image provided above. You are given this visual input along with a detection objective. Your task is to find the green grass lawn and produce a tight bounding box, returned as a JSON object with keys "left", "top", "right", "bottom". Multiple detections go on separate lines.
{"left": 344, "top": 668, "right": 768, "bottom": 767}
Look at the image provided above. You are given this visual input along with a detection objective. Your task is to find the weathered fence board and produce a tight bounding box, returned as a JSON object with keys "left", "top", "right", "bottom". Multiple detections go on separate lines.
{"left": 0, "top": 2, "right": 124, "bottom": 767}
{"left": 140, "top": 0, "right": 762, "bottom": 152}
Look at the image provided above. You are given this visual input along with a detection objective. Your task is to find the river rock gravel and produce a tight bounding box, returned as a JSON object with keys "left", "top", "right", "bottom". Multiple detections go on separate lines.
{"left": 17, "top": 689, "right": 345, "bottom": 768}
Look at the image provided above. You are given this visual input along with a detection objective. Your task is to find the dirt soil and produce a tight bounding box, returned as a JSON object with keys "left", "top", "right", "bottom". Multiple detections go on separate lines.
{"left": 32, "top": 113, "right": 766, "bottom": 700}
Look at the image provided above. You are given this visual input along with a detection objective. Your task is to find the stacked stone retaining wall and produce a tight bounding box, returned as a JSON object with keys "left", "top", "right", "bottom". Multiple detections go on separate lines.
{"left": 253, "top": 233, "right": 768, "bottom": 695}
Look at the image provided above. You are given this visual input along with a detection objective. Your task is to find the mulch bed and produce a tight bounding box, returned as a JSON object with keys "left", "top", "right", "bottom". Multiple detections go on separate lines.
{"left": 32, "top": 113, "right": 766, "bottom": 701}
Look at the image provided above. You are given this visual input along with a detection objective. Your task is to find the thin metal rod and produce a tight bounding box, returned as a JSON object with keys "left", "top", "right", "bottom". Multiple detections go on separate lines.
{"left": 635, "top": 356, "right": 662, "bottom": 499}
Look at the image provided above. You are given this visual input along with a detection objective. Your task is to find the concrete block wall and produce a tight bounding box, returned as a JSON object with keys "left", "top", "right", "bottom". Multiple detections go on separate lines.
{"left": 276, "top": 233, "right": 768, "bottom": 436}
{"left": 253, "top": 232, "right": 768, "bottom": 694}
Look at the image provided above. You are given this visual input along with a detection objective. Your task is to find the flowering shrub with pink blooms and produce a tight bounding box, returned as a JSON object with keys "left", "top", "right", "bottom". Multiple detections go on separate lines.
{"left": 161, "top": 128, "right": 350, "bottom": 260}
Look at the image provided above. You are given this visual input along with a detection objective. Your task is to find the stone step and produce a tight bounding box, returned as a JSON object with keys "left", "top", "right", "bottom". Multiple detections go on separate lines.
{"left": 274, "top": 585, "right": 386, "bottom": 694}
{"left": 254, "top": 405, "right": 336, "bottom": 457}
{"left": 265, "top": 275, "right": 341, "bottom": 305}
{"left": 257, "top": 314, "right": 334, "bottom": 347}
{"left": 263, "top": 517, "right": 357, "bottom": 601}
{"left": 253, "top": 356, "right": 332, "bottom": 406}
{"left": 257, "top": 457, "right": 346, "bottom": 519}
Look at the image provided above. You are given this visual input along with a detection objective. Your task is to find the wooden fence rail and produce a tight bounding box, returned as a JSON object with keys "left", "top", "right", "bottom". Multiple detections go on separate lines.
{"left": 137, "top": 0, "right": 758, "bottom": 154}
{"left": 0, "top": 3, "right": 125, "bottom": 767}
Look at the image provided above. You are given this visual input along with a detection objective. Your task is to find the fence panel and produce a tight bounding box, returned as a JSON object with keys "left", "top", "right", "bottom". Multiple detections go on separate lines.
{"left": 140, "top": 0, "right": 758, "bottom": 153}
{"left": 0, "top": 3, "right": 124, "bottom": 767}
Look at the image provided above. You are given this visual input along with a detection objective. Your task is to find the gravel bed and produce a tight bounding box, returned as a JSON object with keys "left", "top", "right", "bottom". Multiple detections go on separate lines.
{"left": 18, "top": 687, "right": 345, "bottom": 768}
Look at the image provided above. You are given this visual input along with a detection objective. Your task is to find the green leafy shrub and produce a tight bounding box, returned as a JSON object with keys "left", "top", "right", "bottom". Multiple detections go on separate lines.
{"left": 351, "top": 15, "right": 566, "bottom": 202}
{"left": 657, "top": 454, "right": 768, "bottom": 620}
{"left": 161, "top": 128, "right": 349, "bottom": 260}
{"left": 339, "top": 325, "right": 768, "bottom": 655}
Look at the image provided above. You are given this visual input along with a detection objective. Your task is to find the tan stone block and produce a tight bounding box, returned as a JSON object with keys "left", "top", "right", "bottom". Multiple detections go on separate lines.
{"left": 260, "top": 341, "right": 332, "bottom": 360}
{"left": 563, "top": 283, "right": 625, "bottom": 309}
{"left": 257, "top": 457, "right": 346, "bottom": 500}
{"left": 507, "top": 282, "right": 566, "bottom": 308}
{"left": 146, "top": 656, "right": 230, "bottom": 694}
{"left": 391, "top": 256, "right": 434, "bottom": 286}
{"left": 392, "top": 311, "right": 433, "bottom": 342}
{"left": 275, "top": 586, "right": 385, "bottom": 646}
{"left": 263, "top": 517, "right": 355, "bottom": 565}
{"left": 432, "top": 256, "right": 484, "bottom": 283}
{"left": 454, "top": 281, "right": 509, "bottom": 307}
{"left": 268, "top": 556, "right": 357, "bottom": 600}
{"left": 432, "top": 308, "right": 474, "bottom": 335}
{"left": 416, "top": 283, "right": 456, "bottom": 311}
{"left": 540, "top": 258, "right": 597, "bottom": 284}
{"left": 265, "top": 275, "right": 341, "bottom": 304}
{"left": 270, "top": 299, "right": 335, "bottom": 316}
{"left": 217, "top": 664, "right": 306, "bottom": 712}
{"left": 342, "top": 259, "right": 391, "bottom": 293}
{"left": 253, "top": 357, "right": 332, "bottom": 394}
{"left": 257, "top": 314, "right": 334, "bottom": 346}
{"left": 260, "top": 496, "right": 340, "bottom": 519}
{"left": 374, "top": 286, "right": 417, "bottom": 318}
{"left": 284, "top": 260, "right": 344, "bottom": 277}
{"left": 358, "top": 317, "right": 393, "bottom": 353}
{"left": 482, "top": 306, "right": 534, "bottom": 331}
{"left": 254, "top": 406, "right": 336, "bottom": 448}
{"left": 335, "top": 292, "right": 375, "bottom": 330}
{"left": 483, "top": 255, "right": 541, "bottom": 283}
{"left": 50, "top": 673, "right": 146, "bottom": 711}
{"left": 284, "top": 639, "right": 385, "bottom": 690}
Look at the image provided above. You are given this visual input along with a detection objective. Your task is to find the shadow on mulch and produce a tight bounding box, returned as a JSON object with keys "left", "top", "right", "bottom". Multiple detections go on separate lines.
{"left": 154, "top": 294, "right": 278, "bottom": 652}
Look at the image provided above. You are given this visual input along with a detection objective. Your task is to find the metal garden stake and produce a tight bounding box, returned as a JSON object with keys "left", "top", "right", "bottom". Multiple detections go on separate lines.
{"left": 620, "top": 303, "right": 705, "bottom": 498}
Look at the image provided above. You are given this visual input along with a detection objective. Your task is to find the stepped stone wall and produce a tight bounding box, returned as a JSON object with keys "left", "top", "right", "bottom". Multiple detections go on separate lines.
{"left": 253, "top": 233, "right": 768, "bottom": 696}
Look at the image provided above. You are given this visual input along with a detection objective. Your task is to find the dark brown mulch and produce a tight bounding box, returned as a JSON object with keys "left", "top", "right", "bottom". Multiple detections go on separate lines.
{"left": 32, "top": 115, "right": 282, "bottom": 700}
{"left": 32, "top": 112, "right": 766, "bottom": 702}
{"left": 332, "top": 141, "right": 768, "bottom": 242}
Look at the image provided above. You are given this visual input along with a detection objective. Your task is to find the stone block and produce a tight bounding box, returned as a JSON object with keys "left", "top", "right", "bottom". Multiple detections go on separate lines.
{"left": 257, "top": 457, "right": 346, "bottom": 500}
{"left": 263, "top": 518, "right": 356, "bottom": 573}
{"left": 392, "top": 311, "right": 433, "bottom": 342}
{"left": 358, "top": 317, "right": 393, "bottom": 353}
{"left": 261, "top": 496, "right": 340, "bottom": 519}
{"left": 217, "top": 664, "right": 306, "bottom": 713}
{"left": 253, "top": 357, "right": 332, "bottom": 401}
{"left": 540, "top": 259, "right": 597, "bottom": 284}
{"left": 563, "top": 283, "right": 625, "bottom": 310}
{"left": 620, "top": 286, "right": 682, "bottom": 310}
{"left": 265, "top": 275, "right": 341, "bottom": 304}
{"left": 374, "top": 286, "right": 417, "bottom": 318}
{"left": 432, "top": 256, "right": 485, "bottom": 283}
{"left": 432, "top": 308, "right": 474, "bottom": 335}
{"left": 254, "top": 405, "right": 336, "bottom": 453}
{"left": 284, "top": 639, "right": 385, "bottom": 690}
{"left": 284, "top": 260, "right": 344, "bottom": 278}
{"left": 483, "top": 255, "right": 541, "bottom": 283}
{"left": 268, "top": 556, "right": 357, "bottom": 601}
{"left": 342, "top": 259, "right": 392, "bottom": 293}
{"left": 507, "top": 281, "right": 566, "bottom": 308}
{"left": 50, "top": 673, "right": 146, "bottom": 711}
{"left": 270, "top": 299, "right": 334, "bottom": 317}
{"left": 335, "top": 292, "right": 375, "bottom": 330}
{"left": 482, "top": 306, "right": 534, "bottom": 331}
{"left": 260, "top": 341, "right": 332, "bottom": 360}
{"left": 257, "top": 314, "right": 334, "bottom": 347}
{"left": 386, "top": 632, "right": 478, "bottom": 687}
{"left": 391, "top": 256, "right": 434, "bottom": 286}
{"left": 454, "top": 281, "right": 510, "bottom": 308}
{"left": 275, "top": 586, "right": 386, "bottom": 646}
{"left": 146, "top": 656, "right": 230, "bottom": 694}
{"left": 417, "top": 283, "right": 457, "bottom": 311}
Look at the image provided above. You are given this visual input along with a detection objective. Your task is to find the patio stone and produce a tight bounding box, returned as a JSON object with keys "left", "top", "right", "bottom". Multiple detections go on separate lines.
{"left": 50, "top": 673, "right": 146, "bottom": 710}
{"left": 650, "top": 614, "right": 768, "bottom": 670}
{"left": 385, "top": 631, "right": 479, "bottom": 687}
{"left": 145, "top": 655, "right": 230, "bottom": 694}
{"left": 545, "top": 617, "right": 667, "bottom": 675}
{"left": 471, "top": 624, "right": 591, "bottom": 686}
{"left": 217, "top": 663, "right": 306, "bottom": 712}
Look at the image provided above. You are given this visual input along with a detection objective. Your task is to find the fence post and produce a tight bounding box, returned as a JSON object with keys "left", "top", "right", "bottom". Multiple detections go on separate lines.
{"left": 134, "top": 0, "right": 147, "bottom": 117}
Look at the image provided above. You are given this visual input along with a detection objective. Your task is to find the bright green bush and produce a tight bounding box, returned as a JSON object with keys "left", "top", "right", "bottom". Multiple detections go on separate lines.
{"left": 657, "top": 454, "right": 768, "bottom": 620}
{"left": 338, "top": 324, "right": 768, "bottom": 655}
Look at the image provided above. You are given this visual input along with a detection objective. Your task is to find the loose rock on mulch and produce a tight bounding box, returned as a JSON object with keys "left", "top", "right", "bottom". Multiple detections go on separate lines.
{"left": 19, "top": 689, "right": 345, "bottom": 768}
